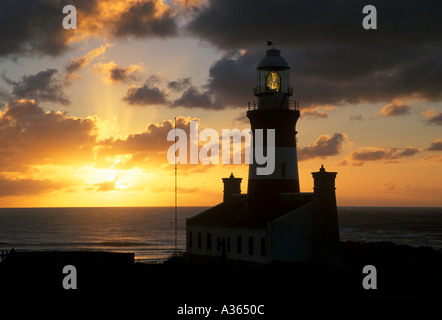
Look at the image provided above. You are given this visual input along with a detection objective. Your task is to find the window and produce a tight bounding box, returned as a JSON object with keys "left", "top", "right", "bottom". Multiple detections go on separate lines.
{"left": 227, "top": 238, "right": 231, "bottom": 253}
{"left": 237, "top": 236, "right": 242, "bottom": 254}
{"left": 217, "top": 237, "right": 221, "bottom": 251}
{"left": 188, "top": 232, "right": 193, "bottom": 248}
{"left": 260, "top": 237, "right": 266, "bottom": 256}
{"left": 281, "top": 162, "right": 287, "bottom": 178}
{"left": 248, "top": 236, "right": 254, "bottom": 255}
{"left": 207, "top": 233, "right": 212, "bottom": 250}
{"left": 197, "top": 233, "right": 202, "bottom": 249}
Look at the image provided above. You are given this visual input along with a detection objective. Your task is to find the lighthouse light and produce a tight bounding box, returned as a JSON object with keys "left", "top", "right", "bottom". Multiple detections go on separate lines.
{"left": 266, "top": 71, "right": 280, "bottom": 91}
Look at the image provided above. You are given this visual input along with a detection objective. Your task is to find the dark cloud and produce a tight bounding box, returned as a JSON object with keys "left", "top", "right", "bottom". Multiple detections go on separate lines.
{"left": 123, "top": 84, "right": 168, "bottom": 106}
{"left": 0, "top": 0, "right": 70, "bottom": 57}
{"left": 377, "top": 103, "right": 411, "bottom": 117}
{"left": 2, "top": 69, "right": 70, "bottom": 105}
{"left": 350, "top": 146, "right": 420, "bottom": 162}
{"left": 398, "top": 147, "right": 420, "bottom": 157}
{"left": 298, "top": 133, "right": 346, "bottom": 161}
{"left": 94, "top": 61, "right": 142, "bottom": 84}
{"left": 172, "top": 87, "right": 215, "bottom": 108}
{"left": 189, "top": 0, "right": 442, "bottom": 51}
{"left": 112, "top": 0, "right": 178, "bottom": 39}
{"left": 206, "top": 51, "right": 257, "bottom": 108}
{"left": 168, "top": 78, "right": 192, "bottom": 92}
{"left": 65, "top": 56, "right": 89, "bottom": 74}
{"left": 427, "top": 139, "right": 442, "bottom": 151}
{"left": 110, "top": 66, "right": 136, "bottom": 82}
{"left": 0, "top": 88, "right": 11, "bottom": 105}
{"left": 422, "top": 109, "right": 442, "bottom": 125}
{"left": 186, "top": 0, "right": 442, "bottom": 108}
{"left": 0, "top": 0, "right": 179, "bottom": 58}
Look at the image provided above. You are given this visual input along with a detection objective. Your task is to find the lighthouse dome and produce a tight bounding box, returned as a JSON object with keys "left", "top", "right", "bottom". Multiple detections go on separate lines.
{"left": 257, "top": 48, "right": 289, "bottom": 69}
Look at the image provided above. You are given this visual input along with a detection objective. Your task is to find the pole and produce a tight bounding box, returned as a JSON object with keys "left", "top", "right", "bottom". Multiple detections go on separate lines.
{"left": 174, "top": 117, "right": 178, "bottom": 255}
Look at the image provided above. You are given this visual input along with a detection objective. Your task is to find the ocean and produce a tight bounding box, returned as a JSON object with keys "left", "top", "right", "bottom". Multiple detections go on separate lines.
{"left": 0, "top": 206, "right": 441, "bottom": 263}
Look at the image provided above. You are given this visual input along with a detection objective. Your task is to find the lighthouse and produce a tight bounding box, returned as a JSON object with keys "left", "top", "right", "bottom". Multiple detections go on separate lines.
{"left": 186, "top": 46, "right": 340, "bottom": 265}
{"left": 246, "top": 47, "right": 300, "bottom": 214}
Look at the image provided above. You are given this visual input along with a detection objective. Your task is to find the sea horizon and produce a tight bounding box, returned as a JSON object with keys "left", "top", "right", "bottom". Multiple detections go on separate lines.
{"left": 1, "top": 206, "right": 441, "bottom": 264}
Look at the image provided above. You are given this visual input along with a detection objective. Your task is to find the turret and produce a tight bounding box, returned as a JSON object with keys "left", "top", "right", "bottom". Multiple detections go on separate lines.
{"left": 222, "top": 173, "right": 242, "bottom": 202}
{"left": 311, "top": 165, "right": 340, "bottom": 264}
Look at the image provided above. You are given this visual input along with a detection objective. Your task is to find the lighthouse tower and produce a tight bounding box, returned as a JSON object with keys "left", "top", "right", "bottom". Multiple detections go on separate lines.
{"left": 246, "top": 47, "right": 300, "bottom": 214}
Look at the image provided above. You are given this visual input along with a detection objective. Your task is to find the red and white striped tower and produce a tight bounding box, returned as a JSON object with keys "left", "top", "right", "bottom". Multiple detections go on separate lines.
{"left": 247, "top": 46, "right": 300, "bottom": 214}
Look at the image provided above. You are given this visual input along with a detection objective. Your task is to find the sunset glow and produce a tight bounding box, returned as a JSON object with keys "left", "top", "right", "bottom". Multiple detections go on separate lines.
{"left": 0, "top": 0, "right": 441, "bottom": 207}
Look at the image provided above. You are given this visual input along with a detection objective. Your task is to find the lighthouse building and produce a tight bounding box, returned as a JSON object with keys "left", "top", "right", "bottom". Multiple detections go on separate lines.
{"left": 186, "top": 47, "right": 340, "bottom": 264}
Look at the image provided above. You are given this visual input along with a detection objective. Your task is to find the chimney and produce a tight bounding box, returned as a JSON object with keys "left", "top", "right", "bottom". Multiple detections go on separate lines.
{"left": 311, "top": 165, "right": 340, "bottom": 264}
{"left": 222, "top": 173, "right": 242, "bottom": 202}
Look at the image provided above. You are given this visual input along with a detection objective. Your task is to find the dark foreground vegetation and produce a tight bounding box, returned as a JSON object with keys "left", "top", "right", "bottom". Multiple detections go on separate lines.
{"left": 1, "top": 241, "right": 441, "bottom": 296}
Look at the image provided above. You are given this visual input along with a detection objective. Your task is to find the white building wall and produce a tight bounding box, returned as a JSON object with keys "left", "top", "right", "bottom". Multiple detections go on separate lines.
{"left": 268, "top": 202, "right": 313, "bottom": 263}
{"left": 187, "top": 225, "right": 267, "bottom": 264}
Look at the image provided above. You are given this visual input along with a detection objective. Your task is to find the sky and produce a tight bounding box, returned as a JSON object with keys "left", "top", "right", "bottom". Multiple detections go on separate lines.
{"left": 0, "top": 0, "right": 441, "bottom": 207}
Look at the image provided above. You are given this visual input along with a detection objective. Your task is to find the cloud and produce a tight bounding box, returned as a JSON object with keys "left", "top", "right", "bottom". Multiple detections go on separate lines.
{"left": 298, "top": 133, "right": 346, "bottom": 161}
{"left": 427, "top": 139, "right": 442, "bottom": 151}
{"left": 111, "top": 0, "right": 178, "bottom": 38}
{"left": 423, "top": 154, "right": 442, "bottom": 163}
{"left": 350, "top": 146, "right": 420, "bottom": 162}
{"left": 0, "top": 1, "right": 180, "bottom": 58}
{"left": 94, "top": 61, "right": 143, "bottom": 84}
{"left": 422, "top": 108, "right": 442, "bottom": 125}
{"left": 168, "top": 78, "right": 192, "bottom": 92}
{"left": 0, "top": 0, "right": 71, "bottom": 57}
{"left": 186, "top": 0, "right": 442, "bottom": 108}
{"left": 377, "top": 103, "right": 411, "bottom": 117}
{"left": 301, "top": 108, "right": 328, "bottom": 119}
{"left": 205, "top": 50, "right": 257, "bottom": 108}
{"left": 337, "top": 160, "right": 364, "bottom": 166}
{"left": 0, "top": 177, "right": 69, "bottom": 198}
{"left": 65, "top": 56, "right": 89, "bottom": 74}
{"left": 94, "top": 117, "right": 227, "bottom": 171}
{"left": 0, "top": 99, "right": 97, "bottom": 172}
{"left": 96, "top": 116, "right": 198, "bottom": 169}
{"left": 123, "top": 84, "right": 168, "bottom": 106}
{"left": 384, "top": 181, "right": 395, "bottom": 191}
{"left": 65, "top": 43, "right": 113, "bottom": 74}
{"left": 3, "top": 69, "right": 70, "bottom": 105}
{"left": 92, "top": 176, "right": 119, "bottom": 192}
{"left": 172, "top": 87, "right": 215, "bottom": 108}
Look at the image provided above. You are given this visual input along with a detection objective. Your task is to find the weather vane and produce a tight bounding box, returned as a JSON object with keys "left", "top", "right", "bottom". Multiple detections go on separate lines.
{"left": 267, "top": 40, "right": 278, "bottom": 48}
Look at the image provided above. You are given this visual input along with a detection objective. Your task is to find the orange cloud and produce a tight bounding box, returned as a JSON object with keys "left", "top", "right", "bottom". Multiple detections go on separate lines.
{"left": 0, "top": 99, "right": 97, "bottom": 172}
{"left": 349, "top": 146, "right": 420, "bottom": 163}
{"left": 298, "top": 133, "right": 347, "bottom": 161}
{"left": 74, "top": 0, "right": 178, "bottom": 42}
{"left": 93, "top": 61, "right": 144, "bottom": 84}
{"left": 377, "top": 103, "right": 411, "bottom": 117}
{"left": 0, "top": 177, "right": 72, "bottom": 197}
{"left": 67, "top": 44, "right": 112, "bottom": 70}
{"left": 422, "top": 108, "right": 442, "bottom": 125}
{"left": 95, "top": 116, "right": 198, "bottom": 169}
